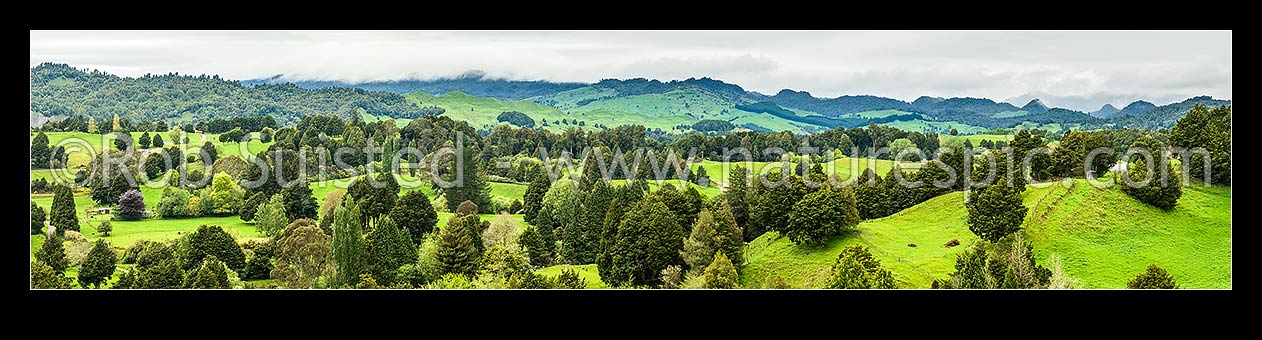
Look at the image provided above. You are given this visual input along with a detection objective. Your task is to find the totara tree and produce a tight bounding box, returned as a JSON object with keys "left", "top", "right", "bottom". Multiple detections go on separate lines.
{"left": 97, "top": 220, "right": 113, "bottom": 237}
{"left": 79, "top": 239, "right": 118, "bottom": 289}
{"left": 439, "top": 144, "right": 492, "bottom": 213}
{"left": 389, "top": 190, "right": 438, "bottom": 244}
{"left": 31, "top": 202, "right": 46, "bottom": 235}
{"left": 786, "top": 186, "right": 860, "bottom": 246}
{"left": 565, "top": 179, "right": 611, "bottom": 264}
{"left": 727, "top": 166, "right": 751, "bottom": 236}
{"left": 36, "top": 233, "right": 70, "bottom": 273}
{"left": 681, "top": 203, "right": 744, "bottom": 276}
{"left": 1120, "top": 158, "right": 1182, "bottom": 210}
{"left": 117, "top": 189, "right": 146, "bottom": 220}
{"left": 607, "top": 200, "right": 684, "bottom": 287}
{"left": 50, "top": 185, "right": 78, "bottom": 234}
{"left": 1127, "top": 264, "right": 1178, "bottom": 289}
{"left": 138, "top": 132, "right": 151, "bottom": 149}
{"left": 331, "top": 198, "right": 366, "bottom": 287}
{"left": 522, "top": 171, "right": 550, "bottom": 223}
{"left": 966, "top": 183, "right": 1027, "bottom": 243}
{"left": 1169, "top": 104, "right": 1231, "bottom": 186}
{"left": 31, "top": 260, "right": 71, "bottom": 289}
{"left": 152, "top": 133, "right": 164, "bottom": 148}
{"left": 827, "top": 245, "right": 896, "bottom": 289}
{"left": 240, "top": 192, "right": 267, "bottom": 222}
{"left": 184, "top": 255, "right": 231, "bottom": 289}
{"left": 32, "top": 131, "right": 51, "bottom": 168}
{"left": 184, "top": 225, "right": 247, "bottom": 273}
{"left": 365, "top": 217, "right": 416, "bottom": 286}
{"left": 282, "top": 181, "right": 319, "bottom": 221}
{"left": 446, "top": 212, "right": 488, "bottom": 255}
{"left": 703, "top": 252, "right": 739, "bottom": 289}
{"left": 854, "top": 168, "right": 888, "bottom": 220}
{"left": 519, "top": 225, "right": 552, "bottom": 267}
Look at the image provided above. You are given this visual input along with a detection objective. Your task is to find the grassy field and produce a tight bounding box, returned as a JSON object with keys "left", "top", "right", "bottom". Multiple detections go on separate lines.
{"left": 537, "top": 264, "right": 608, "bottom": 288}
{"left": 741, "top": 179, "right": 1231, "bottom": 288}
{"left": 32, "top": 131, "right": 272, "bottom": 170}
{"left": 405, "top": 91, "right": 585, "bottom": 132}
{"left": 33, "top": 215, "right": 263, "bottom": 250}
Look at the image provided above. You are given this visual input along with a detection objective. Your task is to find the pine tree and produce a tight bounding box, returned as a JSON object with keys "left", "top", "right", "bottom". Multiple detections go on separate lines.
{"left": 79, "top": 239, "right": 117, "bottom": 289}
{"left": 703, "top": 252, "right": 738, "bottom": 289}
{"left": 332, "top": 198, "right": 366, "bottom": 287}
{"left": 435, "top": 217, "right": 480, "bottom": 277}
{"left": 365, "top": 217, "right": 417, "bottom": 285}
{"left": 50, "top": 185, "right": 78, "bottom": 234}
{"left": 36, "top": 233, "right": 70, "bottom": 273}
{"left": 389, "top": 190, "right": 438, "bottom": 245}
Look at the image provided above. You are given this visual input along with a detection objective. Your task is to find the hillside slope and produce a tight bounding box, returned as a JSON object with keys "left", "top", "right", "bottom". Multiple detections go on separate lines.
{"left": 741, "top": 179, "right": 1231, "bottom": 288}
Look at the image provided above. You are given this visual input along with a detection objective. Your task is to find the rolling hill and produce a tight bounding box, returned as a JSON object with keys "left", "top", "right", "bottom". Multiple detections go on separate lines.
{"left": 741, "top": 179, "right": 1231, "bottom": 288}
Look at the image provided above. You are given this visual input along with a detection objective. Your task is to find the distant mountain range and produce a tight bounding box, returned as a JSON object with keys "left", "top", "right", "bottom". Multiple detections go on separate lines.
{"left": 28, "top": 63, "right": 1230, "bottom": 134}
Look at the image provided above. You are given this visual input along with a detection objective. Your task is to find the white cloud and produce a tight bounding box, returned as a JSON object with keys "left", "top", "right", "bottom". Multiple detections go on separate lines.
{"left": 30, "top": 30, "right": 1231, "bottom": 110}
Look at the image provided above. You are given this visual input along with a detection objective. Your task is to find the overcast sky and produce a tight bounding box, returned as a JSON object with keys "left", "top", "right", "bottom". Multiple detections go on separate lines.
{"left": 30, "top": 30, "right": 1231, "bottom": 112}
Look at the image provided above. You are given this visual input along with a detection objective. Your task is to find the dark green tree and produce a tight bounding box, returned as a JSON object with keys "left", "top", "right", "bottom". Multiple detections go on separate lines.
{"left": 1127, "top": 264, "right": 1178, "bottom": 289}
{"left": 435, "top": 216, "right": 480, "bottom": 277}
{"left": 79, "top": 239, "right": 117, "bottom": 289}
{"left": 31, "top": 202, "right": 46, "bottom": 235}
{"left": 786, "top": 186, "right": 860, "bottom": 246}
{"left": 854, "top": 168, "right": 888, "bottom": 219}
{"left": 607, "top": 200, "right": 685, "bottom": 287}
{"left": 31, "top": 131, "right": 51, "bottom": 168}
{"left": 966, "top": 183, "right": 1027, "bottom": 243}
{"left": 389, "top": 190, "right": 438, "bottom": 245}
{"left": 365, "top": 217, "right": 416, "bottom": 285}
{"left": 151, "top": 134, "right": 164, "bottom": 148}
{"left": 440, "top": 145, "right": 493, "bottom": 213}
{"left": 31, "top": 260, "right": 71, "bottom": 289}
{"left": 727, "top": 166, "right": 751, "bottom": 236}
{"left": 446, "top": 212, "right": 488, "bottom": 255}
{"left": 239, "top": 192, "right": 267, "bottom": 222}
{"left": 282, "top": 181, "right": 319, "bottom": 221}
{"left": 184, "top": 255, "right": 230, "bottom": 289}
{"left": 50, "top": 185, "right": 78, "bottom": 234}
{"left": 184, "top": 225, "right": 247, "bottom": 273}
{"left": 36, "top": 233, "right": 70, "bottom": 273}
{"left": 519, "top": 225, "right": 552, "bottom": 267}
{"left": 522, "top": 172, "right": 550, "bottom": 223}
{"left": 1169, "top": 104, "right": 1231, "bottom": 186}
{"left": 1120, "top": 158, "right": 1183, "bottom": 211}
{"left": 827, "top": 245, "right": 896, "bottom": 289}
{"left": 681, "top": 202, "right": 744, "bottom": 276}
{"left": 138, "top": 132, "right": 151, "bottom": 148}
{"left": 566, "top": 179, "right": 611, "bottom": 264}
